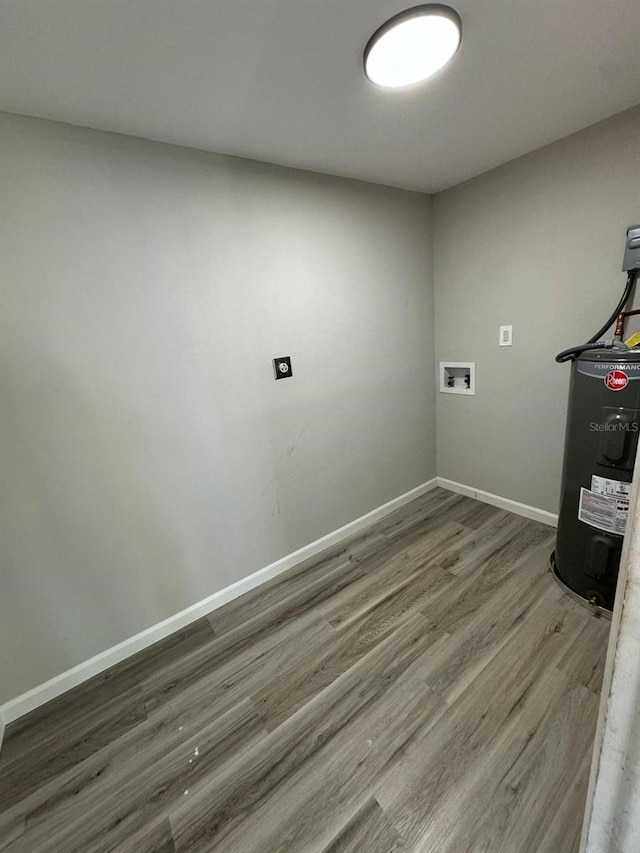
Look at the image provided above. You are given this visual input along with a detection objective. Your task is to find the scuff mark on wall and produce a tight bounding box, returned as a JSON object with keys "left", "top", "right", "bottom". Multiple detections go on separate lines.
{"left": 285, "top": 423, "right": 311, "bottom": 458}
{"left": 261, "top": 473, "right": 279, "bottom": 497}
{"left": 261, "top": 423, "right": 311, "bottom": 516}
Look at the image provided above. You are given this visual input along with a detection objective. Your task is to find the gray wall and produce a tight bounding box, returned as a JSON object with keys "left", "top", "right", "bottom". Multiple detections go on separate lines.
{"left": 433, "top": 105, "right": 640, "bottom": 514}
{"left": 0, "top": 113, "right": 435, "bottom": 704}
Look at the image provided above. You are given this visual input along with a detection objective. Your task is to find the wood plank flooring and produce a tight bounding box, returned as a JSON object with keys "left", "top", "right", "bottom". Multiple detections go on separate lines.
{"left": 0, "top": 488, "right": 610, "bottom": 852}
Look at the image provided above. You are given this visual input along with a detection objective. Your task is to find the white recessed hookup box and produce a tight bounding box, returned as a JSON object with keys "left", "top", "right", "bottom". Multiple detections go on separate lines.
{"left": 439, "top": 362, "right": 475, "bottom": 396}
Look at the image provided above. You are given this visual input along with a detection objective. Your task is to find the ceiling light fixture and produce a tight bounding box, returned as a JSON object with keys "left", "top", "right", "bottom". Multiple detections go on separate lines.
{"left": 364, "top": 4, "right": 462, "bottom": 89}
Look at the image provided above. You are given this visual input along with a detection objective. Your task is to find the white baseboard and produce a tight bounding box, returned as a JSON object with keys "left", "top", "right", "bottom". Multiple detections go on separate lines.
{"left": 0, "top": 477, "right": 438, "bottom": 730}
{"left": 437, "top": 478, "right": 558, "bottom": 528}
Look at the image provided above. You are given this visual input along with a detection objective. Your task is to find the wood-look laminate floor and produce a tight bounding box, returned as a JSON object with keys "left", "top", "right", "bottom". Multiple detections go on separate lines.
{"left": 0, "top": 488, "right": 610, "bottom": 853}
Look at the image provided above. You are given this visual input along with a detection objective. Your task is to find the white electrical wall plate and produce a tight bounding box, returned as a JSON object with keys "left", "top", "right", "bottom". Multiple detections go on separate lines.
{"left": 499, "top": 325, "right": 513, "bottom": 346}
{"left": 439, "top": 362, "right": 475, "bottom": 395}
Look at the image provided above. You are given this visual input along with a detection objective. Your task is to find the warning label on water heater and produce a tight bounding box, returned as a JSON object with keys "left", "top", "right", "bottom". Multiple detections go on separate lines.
{"left": 590, "top": 475, "right": 631, "bottom": 499}
{"left": 578, "top": 482, "right": 630, "bottom": 535}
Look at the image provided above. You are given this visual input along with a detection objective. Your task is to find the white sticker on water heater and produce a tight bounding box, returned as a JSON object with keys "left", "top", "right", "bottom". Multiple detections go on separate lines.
{"left": 590, "top": 475, "right": 631, "bottom": 499}
{"left": 578, "top": 487, "right": 629, "bottom": 535}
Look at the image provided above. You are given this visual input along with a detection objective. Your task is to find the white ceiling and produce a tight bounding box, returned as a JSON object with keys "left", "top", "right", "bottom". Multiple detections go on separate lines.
{"left": 1, "top": 0, "right": 639, "bottom": 192}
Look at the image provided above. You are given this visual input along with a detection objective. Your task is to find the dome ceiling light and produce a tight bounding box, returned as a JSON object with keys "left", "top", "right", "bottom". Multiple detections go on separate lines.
{"left": 364, "top": 5, "right": 462, "bottom": 89}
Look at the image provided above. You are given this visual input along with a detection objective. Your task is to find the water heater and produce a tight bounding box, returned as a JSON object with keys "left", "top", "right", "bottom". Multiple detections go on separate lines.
{"left": 552, "top": 350, "right": 640, "bottom": 611}
{"left": 552, "top": 226, "right": 640, "bottom": 615}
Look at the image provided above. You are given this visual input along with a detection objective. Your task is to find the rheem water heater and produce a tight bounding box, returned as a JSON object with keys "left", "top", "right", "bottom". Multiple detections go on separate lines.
{"left": 552, "top": 226, "right": 640, "bottom": 615}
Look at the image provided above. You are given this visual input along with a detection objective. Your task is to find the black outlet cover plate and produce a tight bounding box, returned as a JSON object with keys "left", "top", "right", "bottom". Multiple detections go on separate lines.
{"left": 273, "top": 356, "right": 292, "bottom": 380}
